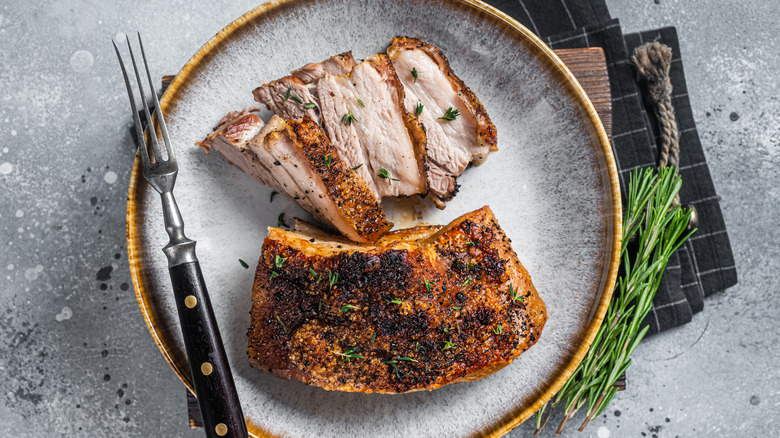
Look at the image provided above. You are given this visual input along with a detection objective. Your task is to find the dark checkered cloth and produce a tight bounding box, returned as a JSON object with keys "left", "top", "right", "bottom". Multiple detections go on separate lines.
{"left": 485, "top": 0, "right": 737, "bottom": 333}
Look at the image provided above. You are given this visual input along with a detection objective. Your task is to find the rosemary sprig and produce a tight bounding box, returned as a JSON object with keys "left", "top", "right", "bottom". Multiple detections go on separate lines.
{"left": 355, "top": 96, "right": 365, "bottom": 107}
{"left": 535, "top": 167, "right": 695, "bottom": 434}
{"left": 290, "top": 95, "right": 303, "bottom": 104}
{"left": 352, "top": 164, "right": 364, "bottom": 170}
{"left": 304, "top": 102, "right": 316, "bottom": 109}
{"left": 277, "top": 213, "right": 287, "bottom": 228}
{"left": 274, "top": 255, "right": 286, "bottom": 268}
{"left": 322, "top": 153, "right": 332, "bottom": 167}
{"left": 422, "top": 280, "right": 434, "bottom": 292}
{"left": 415, "top": 102, "right": 424, "bottom": 116}
{"left": 411, "top": 67, "right": 418, "bottom": 81}
{"left": 386, "top": 298, "right": 403, "bottom": 305}
{"left": 239, "top": 259, "right": 249, "bottom": 269}
{"left": 270, "top": 190, "right": 278, "bottom": 203}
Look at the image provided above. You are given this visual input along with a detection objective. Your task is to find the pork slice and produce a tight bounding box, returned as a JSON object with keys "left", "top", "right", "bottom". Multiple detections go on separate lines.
{"left": 253, "top": 76, "right": 320, "bottom": 124}
{"left": 245, "top": 116, "right": 392, "bottom": 243}
{"left": 387, "top": 37, "right": 498, "bottom": 207}
{"left": 317, "top": 54, "right": 428, "bottom": 199}
{"left": 247, "top": 206, "right": 547, "bottom": 393}
{"left": 290, "top": 51, "right": 358, "bottom": 83}
{"left": 195, "top": 109, "right": 272, "bottom": 186}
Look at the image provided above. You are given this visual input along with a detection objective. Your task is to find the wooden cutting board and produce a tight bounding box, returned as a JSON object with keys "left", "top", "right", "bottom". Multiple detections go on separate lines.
{"left": 167, "top": 46, "right": 616, "bottom": 429}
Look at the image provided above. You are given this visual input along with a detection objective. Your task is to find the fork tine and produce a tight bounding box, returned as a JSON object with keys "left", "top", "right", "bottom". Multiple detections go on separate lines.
{"left": 137, "top": 32, "right": 175, "bottom": 162}
{"left": 125, "top": 35, "right": 163, "bottom": 164}
{"left": 113, "top": 39, "right": 151, "bottom": 169}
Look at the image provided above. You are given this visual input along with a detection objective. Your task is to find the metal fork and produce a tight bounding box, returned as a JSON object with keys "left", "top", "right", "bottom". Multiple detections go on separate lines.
{"left": 114, "top": 33, "right": 248, "bottom": 438}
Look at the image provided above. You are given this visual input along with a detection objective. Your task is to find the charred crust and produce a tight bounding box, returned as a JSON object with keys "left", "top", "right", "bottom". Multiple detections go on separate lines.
{"left": 285, "top": 117, "right": 393, "bottom": 243}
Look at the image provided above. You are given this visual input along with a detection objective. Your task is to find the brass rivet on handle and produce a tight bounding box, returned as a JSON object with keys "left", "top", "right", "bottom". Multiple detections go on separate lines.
{"left": 201, "top": 362, "right": 213, "bottom": 376}
{"left": 215, "top": 423, "right": 228, "bottom": 436}
{"left": 184, "top": 295, "right": 197, "bottom": 308}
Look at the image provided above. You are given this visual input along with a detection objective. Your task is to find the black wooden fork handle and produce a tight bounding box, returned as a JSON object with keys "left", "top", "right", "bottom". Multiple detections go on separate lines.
{"left": 170, "top": 261, "right": 249, "bottom": 438}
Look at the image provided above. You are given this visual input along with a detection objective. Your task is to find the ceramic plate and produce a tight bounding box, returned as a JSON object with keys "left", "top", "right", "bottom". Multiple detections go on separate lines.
{"left": 127, "top": 0, "right": 621, "bottom": 436}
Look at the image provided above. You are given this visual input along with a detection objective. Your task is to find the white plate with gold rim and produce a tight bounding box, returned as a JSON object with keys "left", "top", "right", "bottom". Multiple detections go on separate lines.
{"left": 127, "top": 0, "right": 621, "bottom": 436}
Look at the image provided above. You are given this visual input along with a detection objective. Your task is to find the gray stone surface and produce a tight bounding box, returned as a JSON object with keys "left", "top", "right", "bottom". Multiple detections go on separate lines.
{"left": 0, "top": 0, "right": 776, "bottom": 436}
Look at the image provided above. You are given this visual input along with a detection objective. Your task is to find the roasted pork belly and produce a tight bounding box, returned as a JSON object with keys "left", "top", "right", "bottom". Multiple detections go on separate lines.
{"left": 247, "top": 206, "right": 546, "bottom": 393}
{"left": 198, "top": 113, "right": 392, "bottom": 243}
{"left": 387, "top": 37, "right": 498, "bottom": 207}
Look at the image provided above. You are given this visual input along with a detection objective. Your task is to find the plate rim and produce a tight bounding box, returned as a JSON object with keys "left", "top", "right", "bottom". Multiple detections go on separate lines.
{"left": 126, "top": 0, "right": 623, "bottom": 436}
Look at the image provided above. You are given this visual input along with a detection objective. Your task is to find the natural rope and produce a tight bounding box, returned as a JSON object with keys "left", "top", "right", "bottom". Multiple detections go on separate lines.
{"left": 632, "top": 42, "right": 682, "bottom": 206}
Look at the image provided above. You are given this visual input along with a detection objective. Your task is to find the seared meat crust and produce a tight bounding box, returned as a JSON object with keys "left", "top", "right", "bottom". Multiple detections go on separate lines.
{"left": 247, "top": 206, "right": 546, "bottom": 393}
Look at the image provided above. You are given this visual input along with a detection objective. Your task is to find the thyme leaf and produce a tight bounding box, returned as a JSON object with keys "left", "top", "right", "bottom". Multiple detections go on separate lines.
{"left": 439, "top": 107, "right": 460, "bottom": 121}
{"left": 378, "top": 168, "right": 400, "bottom": 181}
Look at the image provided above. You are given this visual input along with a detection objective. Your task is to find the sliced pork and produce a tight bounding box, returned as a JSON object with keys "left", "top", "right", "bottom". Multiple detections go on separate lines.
{"left": 387, "top": 37, "right": 498, "bottom": 207}
{"left": 198, "top": 113, "right": 392, "bottom": 243}
{"left": 255, "top": 54, "right": 429, "bottom": 201}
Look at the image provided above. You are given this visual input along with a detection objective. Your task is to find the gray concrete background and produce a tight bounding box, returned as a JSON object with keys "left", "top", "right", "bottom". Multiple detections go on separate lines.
{"left": 0, "top": 0, "right": 777, "bottom": 436}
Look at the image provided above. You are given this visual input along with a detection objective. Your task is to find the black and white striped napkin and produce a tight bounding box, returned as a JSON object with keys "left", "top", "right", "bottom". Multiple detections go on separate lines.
{"left": 485, "top": 0, "right": 737, "bottom": 333}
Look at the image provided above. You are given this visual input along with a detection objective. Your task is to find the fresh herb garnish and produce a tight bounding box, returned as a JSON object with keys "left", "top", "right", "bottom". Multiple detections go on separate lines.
{"left": 442, "top": 341, "right": 456, "bottom": 351}
{"left": 370, "top": 332, "right": 377, "bottom": 344}
{"left": 318, "top": 299, "right": 322, "bottom": 311}
{"left": 274, "top": 255, "right": 287, "bottom": 268}
{"left": 411, "top": 67, "right": 418, "bottom": 81}
{"left": 456, "top": 324, "right": 461, "bottom": 334}
{"left": 439, "top": 107, "right": 460, "bottom": 121}
{"left": 462, "top": 277, "right": 472, "bottom": 287}
{"left": 415, "top": 342, "right": 420, "bottom": 351}
{"left": 336, "top": 346, "right": 364, "bottom": 362}
{"left": 270, "top": 190, "right": 278, "bottom": 202}
{"left": 341, "top": 112, "right": 357, "bottom": 125}
{"left": 290, "top": 95, "right": 303, "bottom": 104}
{"left": 275, "top": 315, "right": 287, "bottom": 334}
{"left": 239, "top": 259, "right": 249, "bottom": 269}
{"left": 534, "top": 167, "right": 696, "bottom": 434}
{"left": 277, "top": 213, "right": 287, "bottom": 228}
{"left": 452, "top": 306, "right": 461, "bottom": 310}
{"left": 378, "top": 168, "right": 400, "bottom": 181}
{"left": 339, "top": 304, "right": 356, "bottom": 313}
{"left": 415, "top": 102, "right": 424, "bottom": 116}
{"left": 493, "top": 324, "right": 503, "bottom": 335}
{"left": 269, "top": 270, "right": 279, "bottom": 280}
{"left": 284, "top": 87, "right": 291, "bottom": 101}
{"left": 328, "top": 270, "right": 338, "bottom": 288}
{"left": 304, "top": 102, "right": 316, "bottom": 109}
{"left": 385, "top": 360, "right": 400, "bottom": 378}
{"left": 465, "top": 241, "right": 476, "bottom": 246}
{"left": 398, "top": 357, "right": 418, "bottom": 362}
{"left": 322, "top": 153, "right": 332, "bottom": 167}
{"left": 386, "top": 298, "right": 402, "bottom": 305}
{"left": 309, "top": 268, "right": 321, "bottom": 283}
{"left": 351, "top": 163, "right": 364, "bottom": 171}
{"left": 356, "top": 96, "right": 365, "bottom": 107}
{"left": 422, "top": 280, "right": 434, "bottom": 292}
